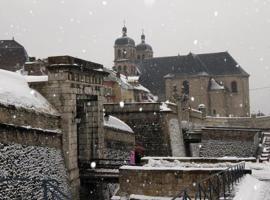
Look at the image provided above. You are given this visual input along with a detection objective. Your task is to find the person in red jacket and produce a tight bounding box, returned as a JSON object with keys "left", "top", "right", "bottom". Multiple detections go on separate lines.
{"left": 134, "top": 142, "right": 145, "bottom": 165}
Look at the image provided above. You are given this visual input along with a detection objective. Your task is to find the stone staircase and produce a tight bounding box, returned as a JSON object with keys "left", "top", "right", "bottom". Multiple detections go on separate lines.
{"left": 259, "top": 132, "right": 270, "bottom": 162}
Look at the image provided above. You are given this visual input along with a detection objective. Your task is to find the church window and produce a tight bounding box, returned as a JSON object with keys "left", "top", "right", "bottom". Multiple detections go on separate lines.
{"left": 124, "top": 65, "right": 127, "bottom": 72}
{"left": 213, "top": 109, "right": 216, "bottom": 115}
{"left": 117, "top": 49, "right": 121, "bottom": 57}
{"left": 118, "top": 65, "right": 122, "bottom": 72}
{"left": 137, "top": 55, "right": 141, "bottom": 60}
{"left": 182, "top": 80, "right": 189, "bottom": 95}
{"left": 231, "top": 81, "right": 238, "bottom": 93}
{"left": 142, "top": 54, "right": 145, "bottom": 60}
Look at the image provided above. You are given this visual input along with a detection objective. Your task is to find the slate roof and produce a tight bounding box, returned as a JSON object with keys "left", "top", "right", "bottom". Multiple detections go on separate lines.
{"left": 0, "top": 40, "right": 28, "bottom": 71}
{"left": 136, "top": 43, "right": 153, "bottom": 51}
{"left": 115, "top": 36, "right": 135, "bottom": 46}
{"left": 137, "top": 52, "right": 249, "bottom": 100}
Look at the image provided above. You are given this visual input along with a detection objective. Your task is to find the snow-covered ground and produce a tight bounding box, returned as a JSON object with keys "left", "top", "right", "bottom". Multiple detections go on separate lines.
{"left": 0, "top": 69, "right": 57, "bottom": 115}
{"left": 234, "top": 162, "right": 270, "bottom": 200}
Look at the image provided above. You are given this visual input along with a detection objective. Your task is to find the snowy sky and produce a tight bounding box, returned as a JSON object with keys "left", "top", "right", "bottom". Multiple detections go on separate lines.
{"left": 1, "top": 0, "right": 270, "bottom": 114}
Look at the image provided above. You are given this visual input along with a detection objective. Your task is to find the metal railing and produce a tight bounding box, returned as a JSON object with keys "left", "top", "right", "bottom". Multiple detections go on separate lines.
{"left": 0, "top": 176, "right": 71, "bottom": 200}
{"left": 172, "top": 162, "right": 246, "bottom": 200}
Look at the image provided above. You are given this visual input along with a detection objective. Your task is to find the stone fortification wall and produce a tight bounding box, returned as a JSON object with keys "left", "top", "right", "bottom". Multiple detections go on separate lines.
{"left": 104, "top": 103, "right": 173, "bottom": 157}
{"left": 0, "top": 103, "right": 60, "bottom": 131}
{"left": 0, "top": 142, "right": 70, "bottom": 199}
{"left": 117, "top": 168, "right": 222, "bottom": 198}
{"left": 104, "top": 127, "right": 135, "bottom": 160}
{"left": 205, "top": 116, "right": 270, "bottom": 129}
{"left": 199, "top": 127, "right": 261, "bottom": 157}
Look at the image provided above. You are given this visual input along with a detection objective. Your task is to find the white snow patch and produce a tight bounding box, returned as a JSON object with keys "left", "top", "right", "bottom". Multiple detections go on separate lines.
{"left": 104, "top": 115, "right": 133, "bottom": 133}
{"left": 233, "top": 174, "right": 266, "bottom": 200}
{"left": 0, "top": 69, "right": 57, "bottom": 115}
{"left": 160, "top": 102, "right": 172, "bottom": 111}
{"left": 24, "top": 75, "right": 48, "bottom": 82}
{"left": 210, "top": 78, "right": 224, "bottom": 90}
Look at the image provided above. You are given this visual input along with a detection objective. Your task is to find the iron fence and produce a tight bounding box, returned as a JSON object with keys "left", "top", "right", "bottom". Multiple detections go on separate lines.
{"left": 0, "top": 176, "right": 71, "bottom": 200}
{"left": 172, "top": 162, "right": 246, "bottom": 200}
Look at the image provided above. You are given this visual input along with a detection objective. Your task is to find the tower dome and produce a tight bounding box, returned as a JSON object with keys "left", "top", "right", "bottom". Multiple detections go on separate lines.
{"left": 136, "top": 31, "right": 153, "bottom": 60}
{"left": 114, "top": 25, "right": 137, "bottom": 76}
{"left": 114, "top": 26, "right": 135, "bottom": 46}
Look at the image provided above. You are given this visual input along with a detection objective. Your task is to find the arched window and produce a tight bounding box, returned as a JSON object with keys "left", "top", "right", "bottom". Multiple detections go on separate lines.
{"left": 117, "top": 49, "right": 121, "bottom": 57}
{"left": 118, "top": 65, "right": 122, "bottom": 72}
{"left": 213, "top": 109, "right": 216, "bottom": 116}
{"left": 182, "top": 80, "right": 189, "bottom": 95}
{"left": 137, "top": 55, "right": 141, "bottom": 60}
{"left": 123, "top": 65, "right": 127, "bottom": 72}
{"left": 231, "top": 81, "right": 238, "bottom": 93}
{"left": 142, "top": 54, "right": 145, "bottom": 60}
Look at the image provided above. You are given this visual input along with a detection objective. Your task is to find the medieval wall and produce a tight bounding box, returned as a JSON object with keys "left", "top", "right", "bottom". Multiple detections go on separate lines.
{"left": 104, "top": 127, "right": 135, "bottom": 160}
{"left": 116, "top": 168, "right": 221, "bottom": 198}
{"left": 205, "top": 116, "right": 270, "bottom": 129}
{"left": 0, "top": 142, "right": 70, "bottom": 199}
{"left": 30, "top": 59, "right": 107, "bottom": 198}
{"left": 198, "top": 128, "right": 260, "bottom": 157}
{"left": 104, "top": 103, "right": 173, "bottom": 157}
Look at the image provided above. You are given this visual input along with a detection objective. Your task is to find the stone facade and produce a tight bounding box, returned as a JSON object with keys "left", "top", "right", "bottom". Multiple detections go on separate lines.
{"left": 205, "top": 115, "right": 270, "bottom": 130}
{"left": 165, "top": 74, "right": 250, "bottom": 117}
{"left": 117, "top": 168, "right": 222, "bottom": 198}
{"left": 30, "top": 56, "right": 108, "bottom": 199}
{"left": 197, "top": 127, "right": 261, "bottom": 157}
{"left": 104, "top": 103, "right": 179, "bottom": 157}
{"left": 104, "top": 127, "right": 135, "bottom": 160}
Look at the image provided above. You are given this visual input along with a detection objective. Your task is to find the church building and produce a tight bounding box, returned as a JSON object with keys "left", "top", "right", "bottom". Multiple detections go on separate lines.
{"left": 113, "top": 25, "right": 250, "bottom": 117}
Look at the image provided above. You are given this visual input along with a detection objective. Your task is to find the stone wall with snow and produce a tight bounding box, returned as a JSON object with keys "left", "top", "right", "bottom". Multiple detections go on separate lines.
{"left": 0, "top": 142, "right": 71, "bottom": 199}
{"left": 199, "top": 140, "right": 257, "bottom": 157}
{"left": 104, "top": 116, "right": 135, "bottom": 160}
{"left": 199, "top": 127, "right": 260, "bottom": 157}
{"left": 104, "top": 103, "right": 173, "bottom": 157}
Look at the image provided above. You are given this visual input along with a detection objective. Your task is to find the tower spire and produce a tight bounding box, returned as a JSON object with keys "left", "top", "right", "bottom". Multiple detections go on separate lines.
{"left": 122, "top": 20, "right": 127, "bottom": 36}
{"left": 141, "top": 29, "right": 145, "bottom": 43}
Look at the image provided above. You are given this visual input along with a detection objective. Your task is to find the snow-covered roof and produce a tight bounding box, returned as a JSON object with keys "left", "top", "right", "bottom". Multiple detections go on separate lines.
{"left": 133, "top": 84, "right": 150, "bottom": 93}
{"left": 209, "top": 78, "right": 225, "bottom": 90}
{"left": 127, "top": 76, "right": 139, "bottom": 82}
{"left": 104, "top": 115, "right": 133, "bottom": 133}
{"left": 24, "top": 75, "right": 48, "bottom": 82}
{"left": 0, "top": 69, "right": 58, "bottom": 115}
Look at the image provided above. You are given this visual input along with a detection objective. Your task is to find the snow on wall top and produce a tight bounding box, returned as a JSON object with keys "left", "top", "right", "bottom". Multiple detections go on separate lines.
{"left": 0, "top": 69, "right": 58, "bottom": 115}
{"left": 24, "top": 75, "right": 48, "bottom": 82}
{"left": 104, "top": 115, "right": 134, "bottom": 133}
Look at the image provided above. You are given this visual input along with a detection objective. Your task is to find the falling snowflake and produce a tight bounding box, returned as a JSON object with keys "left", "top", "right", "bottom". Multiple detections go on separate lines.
{"left": 214, "top": 11, "right": 218, "bottom": 17}
{"left": 139, "top": 107, "right": 143, "bottom": 112}
{"left": 193, "top": 40, "right": 198, "bottom": 45}
{"left": 91, "top": 162, "right": 96, "bottom": 169}
{"left": 82, "top": 49, "right": 86, "bottom": 53}
{"left": 119, "top": 101, "right": 124, "bottom": 108}
{"left": 102, "top": 1, "right": 107, "bottom": 6}
{"left": 190, "top": 97, "right": 195, "bottom": 101}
